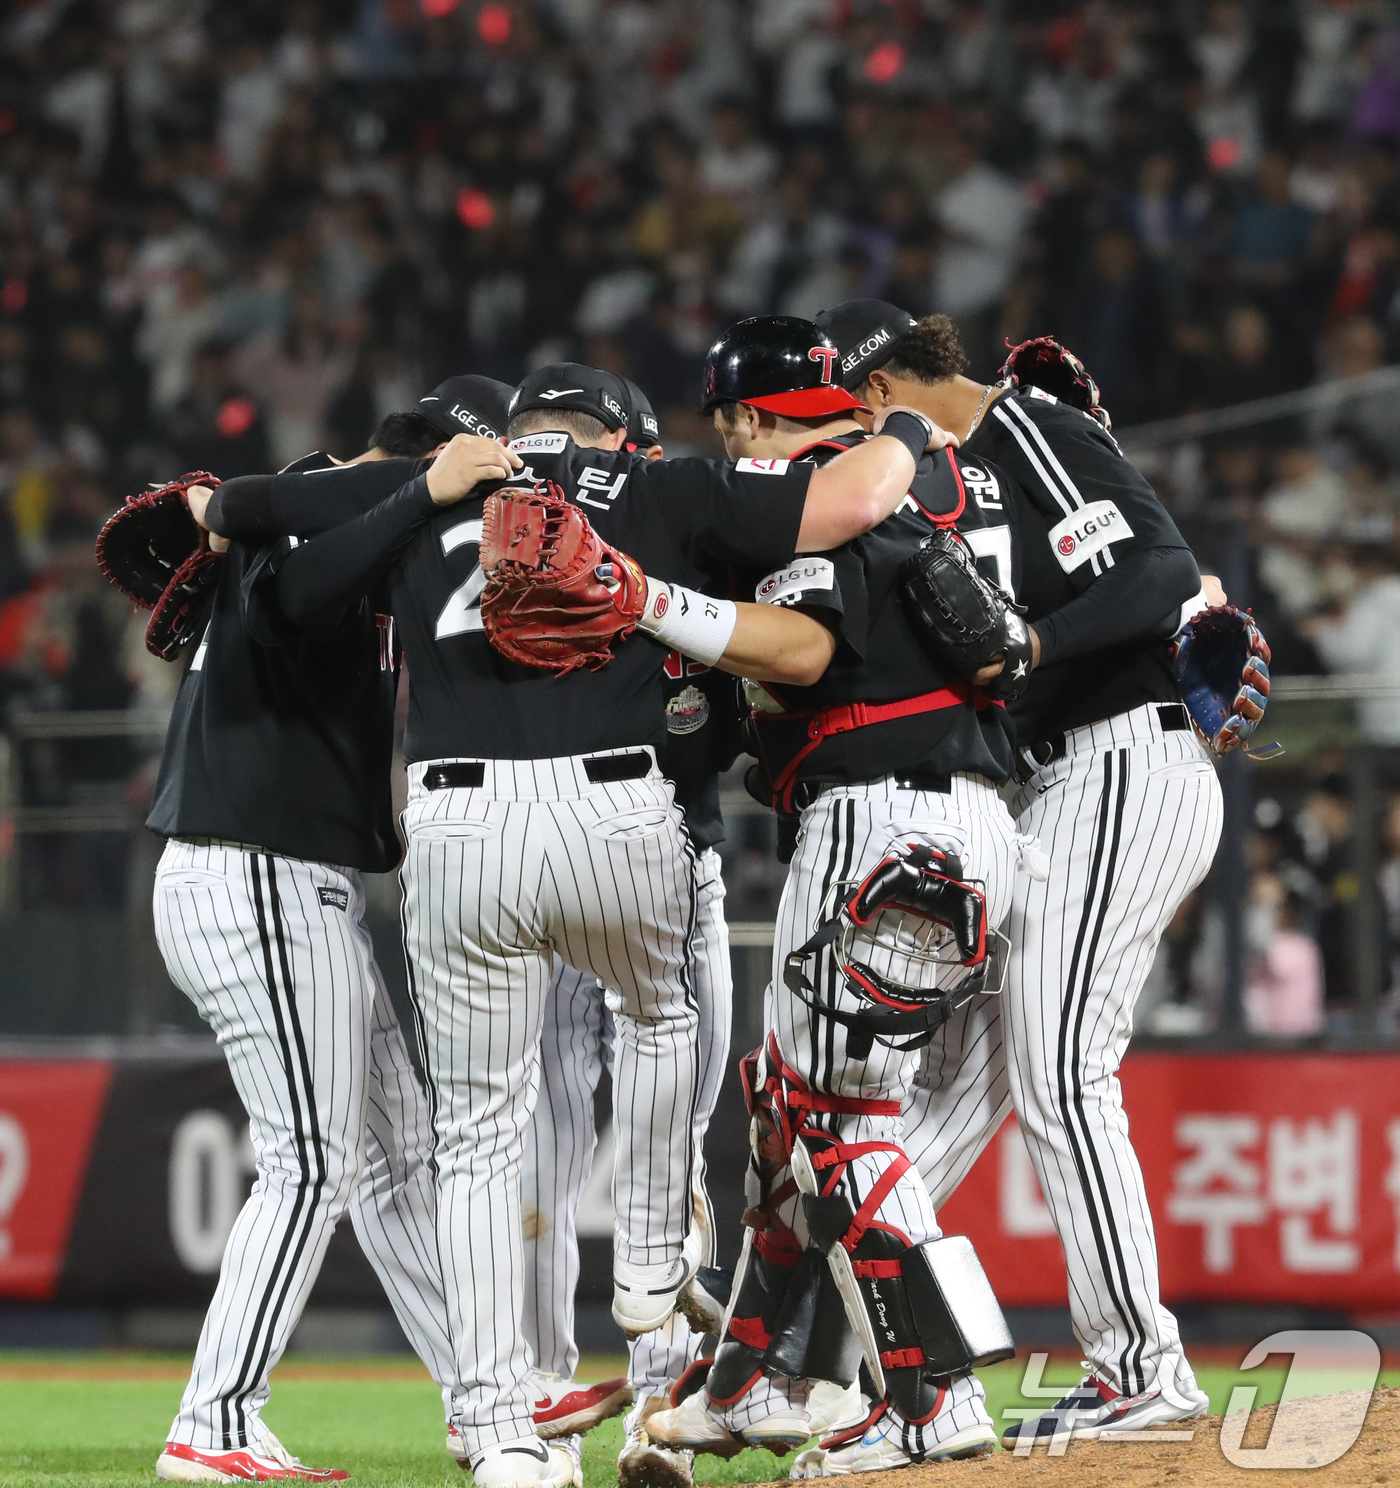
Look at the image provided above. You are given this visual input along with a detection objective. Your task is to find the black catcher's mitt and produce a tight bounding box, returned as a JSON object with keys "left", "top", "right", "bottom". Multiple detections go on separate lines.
{"left": 96, "top": 472, "right": 218, "bottom": 608}
{"left": 95, "top": 472, "right": 224, "bottom": 661}
{"left": 999, "top": 336, "right": 1111, "bottom": 431}
{"left": 899, "top": 529, "right": 1033, "bottom": 701}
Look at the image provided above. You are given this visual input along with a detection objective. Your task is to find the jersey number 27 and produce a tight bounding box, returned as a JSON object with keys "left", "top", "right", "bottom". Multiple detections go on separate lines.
{"left": 436, "top": 519, "right": 486, "bottom": 638}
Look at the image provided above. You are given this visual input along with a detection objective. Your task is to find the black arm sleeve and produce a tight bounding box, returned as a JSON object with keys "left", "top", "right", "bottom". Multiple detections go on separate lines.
{"left": 275, "top": 474, "right": 438, "bottom": 628}
{"left": 1033, "top": 545, "right": 1200, "bottom": 666}
{"left": 205, "top": 476, "right": 276, "bottom": 543}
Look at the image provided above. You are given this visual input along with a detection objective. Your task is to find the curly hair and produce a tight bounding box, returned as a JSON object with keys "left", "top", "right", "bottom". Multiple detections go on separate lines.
{"left": 880, "top": 314, "right": 969, "bottom": 385}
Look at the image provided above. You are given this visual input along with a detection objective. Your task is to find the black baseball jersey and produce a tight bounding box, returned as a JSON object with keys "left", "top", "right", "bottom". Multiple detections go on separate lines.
{"left": 272, "top": 432, "right": 814, "bottom": 765}
{"left": 965, "top": 387, "right": 1199, "bottom": 743}
{"left": 659, "top": 653, "right": 742, "bottom": 850}
{"left": 147, "top": 459, "right": 425, "bottom": 872}
{"left": 744, "top": 432, "right": 1019, "bottom": 795}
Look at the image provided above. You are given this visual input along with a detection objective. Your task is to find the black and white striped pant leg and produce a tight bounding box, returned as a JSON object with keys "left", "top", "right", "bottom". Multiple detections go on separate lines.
{"left": 1003, "top": 731, "right": 1222, "bottom": 1398}
{"left": 903, "top": 991, "right": 1012, "bottom": 1211}
{"left": 401, "top": 793, "right": 552, "bottom": 1455}
{"left": 154, "top": 843, "right": 374, "bottom": 1452}
{"left": 550, "top": 787, "right": 700, "bottom": 1270}
{"left": 350, "top": 953, "right": 456, "bottom": 1414}
{"left": 522, "top": 960, "right": 609, "bottom": 1381}
{"left": 628, "top": 848, "right": 732, "bottom": 1396}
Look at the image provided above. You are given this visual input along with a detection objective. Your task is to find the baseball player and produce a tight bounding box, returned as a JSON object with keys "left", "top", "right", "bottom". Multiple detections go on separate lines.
{"left": 517, "top": 377, "right": 736, "bottom": 1488}
{"left": 142, "top": 377, "right": 518, "bottom": 1482}
{"left": 618, "top": 315, "right": 1026, "bottom": 1473}
{"left": 257, "top": 356, "right": 946, "bottom": 1488}
{"left": 815, "top": 301, "right": 1222, "bottom": 1447}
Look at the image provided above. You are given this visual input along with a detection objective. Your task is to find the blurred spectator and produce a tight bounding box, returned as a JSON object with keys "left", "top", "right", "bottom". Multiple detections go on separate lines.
{"left": 163, "top": 341, "right": 271, "bottom": 478}
{"left": 932, "top": 132, "right": 1028, "bottom": 324}
{"left": 1310, "top": 544, "right": 1400, "bottom": 743}
{"left": 1255, "top": 438, "right": 1348, "bottom": 619}
{"left": 1244, "top": 874, "right": 1325, "bottom": 1036}
{"left": 1066, "top": 225, "right": 1166, "bottom": 425}
{"left": 231, "top": 289, "right": 353, "bottom": 467}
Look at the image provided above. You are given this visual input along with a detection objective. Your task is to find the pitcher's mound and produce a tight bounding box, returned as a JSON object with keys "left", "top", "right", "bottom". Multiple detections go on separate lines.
{"left": 781, "top": 1385, "right": 1399, "bottom": 1487}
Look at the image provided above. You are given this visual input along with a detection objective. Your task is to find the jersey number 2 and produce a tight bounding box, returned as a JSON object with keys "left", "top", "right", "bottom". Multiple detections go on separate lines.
{"left": 435, "top": 520, "right": 485, "bottom": 638}
{"left": 963, "top": 525, "right": 1014, "bottom": 597}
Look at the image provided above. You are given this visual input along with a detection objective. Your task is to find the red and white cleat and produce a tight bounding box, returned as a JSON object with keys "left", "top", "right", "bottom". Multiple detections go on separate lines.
{"left": 156, "top": 1432, "right": 348, "bottom": 1482}
{"left": 446, "top": 1374, "right": 634, "bottom": 1463}
{"left": 532, "top": 1373, "right": 634, "bottom": 1438}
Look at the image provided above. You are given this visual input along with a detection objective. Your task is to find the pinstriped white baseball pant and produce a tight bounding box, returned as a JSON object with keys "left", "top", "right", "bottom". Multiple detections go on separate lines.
{"left": 153, "top": 840, "right": 456, "bottom": 1452}
{"left": 400, "top": 747, "right": 700, "bottom": 1456}
{"left": 522, "top": 847, "right": 731, "bottom": 1400}
{"left": 713, "top": 776, "right": 1016, "bottom": 1441}
{"left": 904, "top": 705, "right": 1224, "bottom": 1398}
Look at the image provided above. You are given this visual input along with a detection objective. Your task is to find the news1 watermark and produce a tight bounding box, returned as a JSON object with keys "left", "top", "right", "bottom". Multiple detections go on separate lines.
{"left": 1004, "top": 1330, "right": 1383, "bottom": 1465}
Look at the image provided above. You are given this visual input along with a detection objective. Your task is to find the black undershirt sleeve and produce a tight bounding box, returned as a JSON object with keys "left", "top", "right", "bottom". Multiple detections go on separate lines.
{"left": 275, "top": 474, "right": 438, "bottom": 628}
{"left": 1032, "top": 545, "right": 1200, "bottom": 666}
{"left": 205, "top": 475, "right": 276, "bottom": 543}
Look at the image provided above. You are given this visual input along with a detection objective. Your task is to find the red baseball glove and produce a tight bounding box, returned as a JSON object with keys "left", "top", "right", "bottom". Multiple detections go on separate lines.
{"left": 479, "top": 484, "right": 645, "bottom": 676}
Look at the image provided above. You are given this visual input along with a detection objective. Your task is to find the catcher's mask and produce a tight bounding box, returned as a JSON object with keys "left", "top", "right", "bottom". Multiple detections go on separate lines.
{"left": 999, "top": 335, "right": 1110, "bottom": 431}
{"left": 783, "top": 843, "right": 1006, "bottom": 1055}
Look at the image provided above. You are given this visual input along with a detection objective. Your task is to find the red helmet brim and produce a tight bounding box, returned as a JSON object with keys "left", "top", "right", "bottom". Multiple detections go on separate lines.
{"left": 742, "top": 386, "right": 871, "bottom": 417}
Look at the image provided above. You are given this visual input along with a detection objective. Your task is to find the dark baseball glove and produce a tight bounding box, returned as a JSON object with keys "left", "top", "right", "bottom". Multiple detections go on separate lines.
{"left": 899, "top": 529, "right": 1034, "bottom": 701}
{"left": 999, "top": 336, "right": 1111, "bottom": 431}
{"left": 479, "top": 483, "right": 645, "bottom": 676}
{"left": 1171, "top": 605, "right": 1271, "bottom": 755}
{"left": 96, "top": 471, "right": 225, "bottom": 661}
{"left": 95, "top": 471, "right": 219, "bottom": 607}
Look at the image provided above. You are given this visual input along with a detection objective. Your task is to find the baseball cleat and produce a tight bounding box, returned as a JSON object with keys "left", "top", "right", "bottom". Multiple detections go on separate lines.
{"left": 804, "top": 1381, "right": 864, "bottom": 1439}
{"left": 791, "top": 1377, "right": 997, "bottom": 1475}
{"left": 618, "top": 1396, "right": 695, "bottom": 1488}
{"left": 645, "top": 1390, "right": 811, "bottom": 1459}
{"left": 156, "top": 1432, "right": 349, "bottom": 1482}
{"left": 789, "top": 1422, "right": 996, "bottom": 1476}
{"left": 448, "top": 1374, "right": 634, "bottom": 1460}
{"left": 466, "top": 1436, "right": 580, "bottom": 1488}
{"left": 999, "top": 1364, "right": 1209, "bottom": 1450}
{"left": 532, "top": 1372, "right": 634, "bottom": 1437}
{"left": 675, "top": 1265, "right": 732, "bottom": 1336}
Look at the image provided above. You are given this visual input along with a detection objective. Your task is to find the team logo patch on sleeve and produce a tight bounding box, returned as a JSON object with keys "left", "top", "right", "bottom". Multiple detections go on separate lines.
{"left": 756, "top": 558, "right": 836, "bottom": 607}
{"left": 317, "top": 886, "right": 350, "bottom": 911}
{"left": 1047, "top": 501, "right": 1133, "bottom": 571}
{"left": 736, "top": 457, "right": 791, "bottom": 474}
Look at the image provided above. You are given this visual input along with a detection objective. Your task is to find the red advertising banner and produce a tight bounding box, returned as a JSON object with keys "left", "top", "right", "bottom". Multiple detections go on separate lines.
{"left": 937, "top": 1052, "right": 1400, "bottom": 1308}
{"left": 0, "top": 1061, "right": 112, "bottom": 1299}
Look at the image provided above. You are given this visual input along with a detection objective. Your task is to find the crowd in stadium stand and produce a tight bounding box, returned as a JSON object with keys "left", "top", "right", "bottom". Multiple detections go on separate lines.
{"left": 6, "top": 0, "right": 1400, "bottom": 1028}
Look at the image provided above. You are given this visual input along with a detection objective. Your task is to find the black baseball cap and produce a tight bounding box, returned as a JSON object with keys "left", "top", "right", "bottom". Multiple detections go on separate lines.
{"left": 814, "top": 300, "right": 919, "bottom": 391}
{"left": 701, "top": 315, "right": 868, "bottom": 417}
{"left": 509, "top": 363, "right": 630, "bottom": 432}
{"left": 621, "top": 377, "right": 660, "bottom": 450}
{"left": 415, "top": 375, "right": 516, "bottom": 442}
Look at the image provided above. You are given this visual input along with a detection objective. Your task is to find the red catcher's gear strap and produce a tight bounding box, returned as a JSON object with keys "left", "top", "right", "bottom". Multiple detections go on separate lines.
{"left": 759, "top": 679, "right": 996, "bottom": 813}
{"left": 727, "top": 1316, "right": 772, "bottom": 1351}
{"left": 881, "top": 1346, "right": 926, "bottom": 1370}
{"left": 852, "top": 1258, "right": 902, "bottom": 1278}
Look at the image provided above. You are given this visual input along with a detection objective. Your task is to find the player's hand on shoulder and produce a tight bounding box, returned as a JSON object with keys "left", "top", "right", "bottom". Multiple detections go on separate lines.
{"left": 426, "top": 433, "right": 523, "bottom": 506}
{"left": 871, "top": 404, "right": 959, "bottom": 452}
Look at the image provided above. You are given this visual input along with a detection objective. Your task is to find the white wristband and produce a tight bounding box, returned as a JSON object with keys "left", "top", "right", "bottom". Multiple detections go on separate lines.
{"left": 1177, "top": 587, "right": 1209, "bottom": 632}
{"left": 637, "top": 577, "right": 738, "bottom": 667}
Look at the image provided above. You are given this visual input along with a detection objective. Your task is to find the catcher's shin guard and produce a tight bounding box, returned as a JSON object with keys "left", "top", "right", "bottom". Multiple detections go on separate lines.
{"left": 803, "top": 1196, "right": 1014, "bottom": 1422}
{"left": 766, "top": 1038, "right": 1012, "bottom": 1422}
{"left": 707, "top": 1049, "right": 804, "bottom": 1406}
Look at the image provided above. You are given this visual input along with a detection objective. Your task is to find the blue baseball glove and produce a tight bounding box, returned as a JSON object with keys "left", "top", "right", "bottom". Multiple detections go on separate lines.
{"left": 1170, "top": 605, "right": 1271, "bottom": 756}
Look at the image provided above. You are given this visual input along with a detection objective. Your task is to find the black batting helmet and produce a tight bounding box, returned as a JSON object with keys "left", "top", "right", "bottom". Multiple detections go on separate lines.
{"left": 701, "top": 315, "right": 870, "bottom": 418}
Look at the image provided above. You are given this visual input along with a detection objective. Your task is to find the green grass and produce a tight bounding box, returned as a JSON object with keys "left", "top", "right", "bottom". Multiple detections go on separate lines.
{"left": 0, "top": 1353, "right": 1394, "bottom": 1486}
